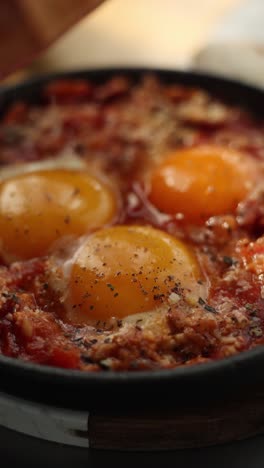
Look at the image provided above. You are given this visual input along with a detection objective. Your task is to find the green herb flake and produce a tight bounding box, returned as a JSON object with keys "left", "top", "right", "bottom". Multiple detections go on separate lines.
{"left": 198, "top": 297, "right": 217, "bottom": 314}
{"left": 198, "top": 297, "right": 206, "bottom": 306}
{"left": 204, "top": 304, "right": 217, "bottom": 314}
{"left": 223, "top": 256, "right": 237, "bottom": 266}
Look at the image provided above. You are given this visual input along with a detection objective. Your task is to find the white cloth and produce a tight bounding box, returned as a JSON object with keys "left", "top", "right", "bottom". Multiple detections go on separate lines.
{"left": 194, "top": 0, "right": 264, "bottom": 88}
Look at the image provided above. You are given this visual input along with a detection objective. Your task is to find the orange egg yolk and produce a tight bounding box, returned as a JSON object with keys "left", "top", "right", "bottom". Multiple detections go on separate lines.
{"left": 0, "top": 169, "right": 116, "bottom": 261}
{"left": 65, "top": 225, "right": 204, "bottom": 325}
{"left": 149, "top": 145, "right": 256, "bottom": 223}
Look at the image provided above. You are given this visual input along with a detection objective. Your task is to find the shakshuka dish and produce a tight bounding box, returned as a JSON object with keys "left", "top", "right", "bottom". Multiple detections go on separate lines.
{"left": 0, "top": 75, "right": 263, "bottom": 372}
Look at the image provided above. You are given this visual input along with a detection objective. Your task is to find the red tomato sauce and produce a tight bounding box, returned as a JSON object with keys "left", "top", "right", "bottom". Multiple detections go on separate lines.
{"left": 0, "top": 75, "right": 263, "bottom": 372}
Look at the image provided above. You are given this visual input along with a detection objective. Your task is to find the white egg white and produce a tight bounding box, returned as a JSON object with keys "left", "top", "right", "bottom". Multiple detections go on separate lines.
{"left": 0, "top": 150, "right": 88, "bottom": 182}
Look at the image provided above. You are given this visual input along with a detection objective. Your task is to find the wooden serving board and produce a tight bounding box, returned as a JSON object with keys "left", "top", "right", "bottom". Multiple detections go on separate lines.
{"left": 1, "top": 388, "right": 264, "bottom": 450}
{"left": 89, "top": 391, "right": 264, "bottom": 450}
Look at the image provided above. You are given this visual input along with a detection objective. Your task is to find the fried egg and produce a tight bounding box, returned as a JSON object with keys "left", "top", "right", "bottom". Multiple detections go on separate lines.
{"left": 49, "top": 225, "right": 206, "bottom": 326}
{"left": 0, "top": 154, "right": 118, "bottom": 262}
{"left": 149, "top": 145, "right": 258, "bottom": 223}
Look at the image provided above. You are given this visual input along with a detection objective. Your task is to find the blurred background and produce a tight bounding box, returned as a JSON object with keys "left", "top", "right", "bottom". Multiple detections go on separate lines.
{"left": 30, "top": 0, "right": 240, "bottom": 71}
{"left": 1, "top": 0, "right": 264, "bottom": 87}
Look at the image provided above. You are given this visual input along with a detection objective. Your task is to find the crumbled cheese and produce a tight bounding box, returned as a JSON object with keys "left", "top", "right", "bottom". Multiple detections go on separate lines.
{"left": 20, "top": 317, "right": 33, "bottom": 338}
{"left": 168, "top": 292, "right": 180, "bottom": 304}
{"left": 185, "top": 293, "right": 198, "bottom": 306}
{"left": 261, "top": 284, "right": 264, "bottom": 300}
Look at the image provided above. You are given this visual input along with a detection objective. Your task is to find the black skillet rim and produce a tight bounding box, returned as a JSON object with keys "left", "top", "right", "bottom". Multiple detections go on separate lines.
{"left": 0, "top": 67, "right": 263, "bottom": 409}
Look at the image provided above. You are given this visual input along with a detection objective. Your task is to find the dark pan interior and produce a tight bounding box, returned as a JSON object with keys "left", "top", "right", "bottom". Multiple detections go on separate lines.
{"left": 0, "top": 68, "right": 264, "bottom": 411}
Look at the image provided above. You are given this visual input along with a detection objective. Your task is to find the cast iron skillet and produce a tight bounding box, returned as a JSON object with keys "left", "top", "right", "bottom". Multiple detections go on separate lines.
{"left": 0, "top": 68, "right": 263, "bottom": 413}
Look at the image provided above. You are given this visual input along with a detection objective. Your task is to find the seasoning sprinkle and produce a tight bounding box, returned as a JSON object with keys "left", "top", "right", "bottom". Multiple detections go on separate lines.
{"left": 198, "top": 297, "right": 217, "bottom": 314}
{"left": 223, "top": 256, "right": 237, "bottom": 266}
